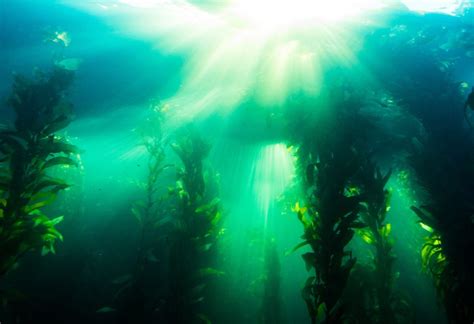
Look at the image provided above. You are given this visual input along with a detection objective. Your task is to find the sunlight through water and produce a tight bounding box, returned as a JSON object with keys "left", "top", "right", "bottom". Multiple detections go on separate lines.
{"left": 63, "top": 0, "right": 467, "bottom": 121}
{"left": 62, "top": 0, "right": 394, "bottom": 122}
{"left": 251, "top": 143, "right": 295, "bottom": 230}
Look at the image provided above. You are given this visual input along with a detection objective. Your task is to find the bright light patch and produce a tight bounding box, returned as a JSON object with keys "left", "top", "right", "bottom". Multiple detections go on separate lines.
{"left": 401, "top": 0, "right": 464, "bottom": 15}
{"left": 229, "top": 0, "right": 383, "bottom": 25}
{"left": 419, "top": 222, "right": 434, "bottom": 233}
{"left": 252, "top": 143, "right": 295, "bottom": 228}
{"left": 63, "top": 0, "right": 467, "bottom": 122}
{"left": 63, "top": 0, "right": 391, "bottom": 122}
{"left": 119, "top": 0, "right": 156, "bottom": 8}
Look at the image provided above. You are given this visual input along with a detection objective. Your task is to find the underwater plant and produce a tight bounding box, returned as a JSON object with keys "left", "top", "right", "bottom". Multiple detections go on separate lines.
{"left": 409, "top": 135, "right": 474, "bottom": 323}
{"left": 112, "top": 105, "right": 172, "bottom": 323}
{"left": 293, "top": 142, "right": 364, "bottom": 324}
{"left": 288, "top": 100, "right": 369, "bottom": 323}
{"left": 370, "top": 30, "right": 474, "bottom": 321}
{"left": 0, "top": 67, "right": 78, "bottom": 279}
{"left": 165, "top": 126, "right": 224, "bottom": 324}
{"left": 260, "top": 236, "right": 284, "bottom": 324}
{"left": 355, "top": 160, "right": 413, "bottom": 324}
{"left": 357, "top": 161, "right": 396, "bottom": 323}
{"left": 131, "top": 105, "right": 171, "bottom": 280}
{"left": 285, "top": 87, "right": 390, "bottom": 323}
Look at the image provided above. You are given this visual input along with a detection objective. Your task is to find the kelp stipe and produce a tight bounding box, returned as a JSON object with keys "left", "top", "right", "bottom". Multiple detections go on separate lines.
{"left": 0, "top": 67, "right": 78, "bottom": 281}
{"left": 114, "top": 105, "right": 171, "bottom": 323}
{"left": 131, "top": 105, "right": 171, "bottom": 279}
{"left": 409, "top": 136, "right": 474, "bottom": 323}
{"left": 165, "top": 126, "right": 224, "bottom": 324}
{"left": 260, "top": 237, "right": 284, "bottom": 324}
{"left": 356, "top": 161, "right": 413, "bottom": 323}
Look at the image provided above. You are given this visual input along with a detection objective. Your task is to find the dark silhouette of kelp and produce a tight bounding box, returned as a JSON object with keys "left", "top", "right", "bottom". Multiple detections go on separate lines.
{"left": 164, "top": 126, "right": 224, "bottom": 324}
{"left": 286, "top": 79, "right": 417, "bottom": 323}
{"left": 409, "top": 135, "right": 474, "bottom": 323}
{"left": 289, "top": 98, "right": 368, "bottom": 324}
{"left": 112, "top": 106, "right": 172, "bottom": 324}
{"left": 295, "top": 147, "right": 363, "bottom": 324}
{"left": 0, "top": 67, "right": 78, "bottom": 294}
{"left": 363, "top": 22, "right": 474, "bottom": 321}
{"left": 356, "top": 160, "right": 413, "bottom": 324}
{"left": 260, "top": 237, "right": 284, "bottom": 324}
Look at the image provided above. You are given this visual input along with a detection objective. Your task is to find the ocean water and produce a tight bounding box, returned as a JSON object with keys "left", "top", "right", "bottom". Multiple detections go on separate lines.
{"left": 0, "top": 1, "right": 473, "bottom": 323}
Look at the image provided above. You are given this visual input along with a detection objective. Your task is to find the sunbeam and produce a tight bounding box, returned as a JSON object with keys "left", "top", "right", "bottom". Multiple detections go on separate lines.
{"left": 62, "top": 0, "right": 397, "bottom": 122}
{"left": 63, "top": 0, "right": 467, "bottom": 123}
{"left": 251, "top": 143, "right": 295, "bottom": 229}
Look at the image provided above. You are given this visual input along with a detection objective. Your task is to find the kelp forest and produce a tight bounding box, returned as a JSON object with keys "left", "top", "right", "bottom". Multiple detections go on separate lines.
{"left": 0, "top": 1, "right": 473, "bottom": 323}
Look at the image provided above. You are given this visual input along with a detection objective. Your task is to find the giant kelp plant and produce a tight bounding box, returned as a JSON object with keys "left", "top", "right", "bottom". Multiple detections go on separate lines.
{"left": 294, "top": 144, "right": 364, "bottom": 324}
{"left": 130, "top": 106, "right": 170, "bottom": 280}
{"left": 165, "top": 126, "right": 224, "bottom": 324}
{"left": 364, "top": 23, "right": 474, "bottom": 322}
{"left": 357, "top": 162, "right": 396, "bottom": 323}
{"left": 356, "top": 160, "right": 412, "bottom": 324}
{"left": 290, "top": 99, "right": 368, "bottom": 324}
{"left": 283, "top": 72, "right": 416, "bottom": 323}
{"left": 112, "top": 105, "right": 172, "bottom": 323}
{"left": 402, "top": 74, "right": 474, "bottom": 323}
{"left": 0, "top": 67, "right": 78, "bottom": 281}
{"left": 409, "top": 135, "right": 474, "bottom": 323}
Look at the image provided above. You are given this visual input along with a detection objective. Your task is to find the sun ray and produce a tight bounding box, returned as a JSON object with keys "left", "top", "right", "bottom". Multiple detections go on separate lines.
{"left": 63, "top": 0, "right": 466, "bottom": 122}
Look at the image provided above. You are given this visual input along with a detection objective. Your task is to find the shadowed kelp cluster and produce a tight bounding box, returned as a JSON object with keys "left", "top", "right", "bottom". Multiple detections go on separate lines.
{"left": 285, "top": 82, "right": 416, "bottom": 323}
{"left": 102, "top": 113, "right": 225, "bottom": 323}
{"left": 362, "top": 18, "right": 474, "bottom": 322}
{"left": 165, "top": 126, "right": 224, "bottom": 324}
{"left": 293, "top": 129, "right": 364, "bottom": 323}
{"left": 111, "top": 107, "right": 170, "bottom": 323}
{"left": 0, "top": 67, "right": 78, "bottom": 287}
{"left": 356, "top": 160, "right": 412, "bottom": 324}
{"left": 405, "top": 72, "right": 474, "bottom": 324}
{"left": 260, "top": 236, "right": 284, "bottom": 324}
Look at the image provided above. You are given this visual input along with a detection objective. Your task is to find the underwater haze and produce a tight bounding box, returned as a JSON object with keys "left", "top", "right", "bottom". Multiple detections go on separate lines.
{"left": 0, "top": 0, "right": 473, "bottom": 323}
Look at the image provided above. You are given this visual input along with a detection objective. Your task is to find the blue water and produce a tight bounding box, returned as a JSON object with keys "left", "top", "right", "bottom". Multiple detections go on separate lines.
{"left": 1, "top": 1, "right": 473, "bottom": 323}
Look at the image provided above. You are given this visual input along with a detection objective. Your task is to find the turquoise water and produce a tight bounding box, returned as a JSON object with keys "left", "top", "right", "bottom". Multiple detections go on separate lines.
{"left": 1, "top": 1, "right": 473, "bottom": 323}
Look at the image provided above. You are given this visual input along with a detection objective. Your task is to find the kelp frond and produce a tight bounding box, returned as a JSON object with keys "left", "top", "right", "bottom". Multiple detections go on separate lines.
{"left": 0, "top": 67, "right": 78, "bottom": 280}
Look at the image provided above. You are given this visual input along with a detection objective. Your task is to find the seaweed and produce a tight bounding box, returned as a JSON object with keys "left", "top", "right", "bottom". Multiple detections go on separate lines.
{"left": 164, "top": 126, "right": 224, "bottom": 324}
{"left": 408, "top": 135, "right": 474, "bottom": 323}
{"left": 290, "top": 105, "right": 367, "bottom": 323}
{"left": 260, "top": 237, "right": 284, "bottom": 324}
{"left": 387, "top": 53, "right": 474, "bottom": 322}
{"left": 341, "top": 263, "right": 375, "bottom": 323}
{"left": 355, "top": 160, "right": 413, "bottom": 323}
{"left": 294, "top": 144, "right": 363, "bottom": 324}
{"left": 286, "top": 88, "right": 397, "bottom": 323}
{"left": 0, "top": 67, "right": 78, "bottom": 280}
{"left": 112, "top": 105, "right": 172, "bottom": 323}
{"left": 357, "top": 162, "right": 396, "bottom": 323}
{"left": 131, "top": 105, "right": 171, "bottom": 279}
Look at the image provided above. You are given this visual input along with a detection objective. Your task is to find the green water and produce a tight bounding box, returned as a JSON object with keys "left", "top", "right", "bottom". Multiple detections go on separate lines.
{"left": 1, "top": 1, "right": 473, "bottom": 323}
